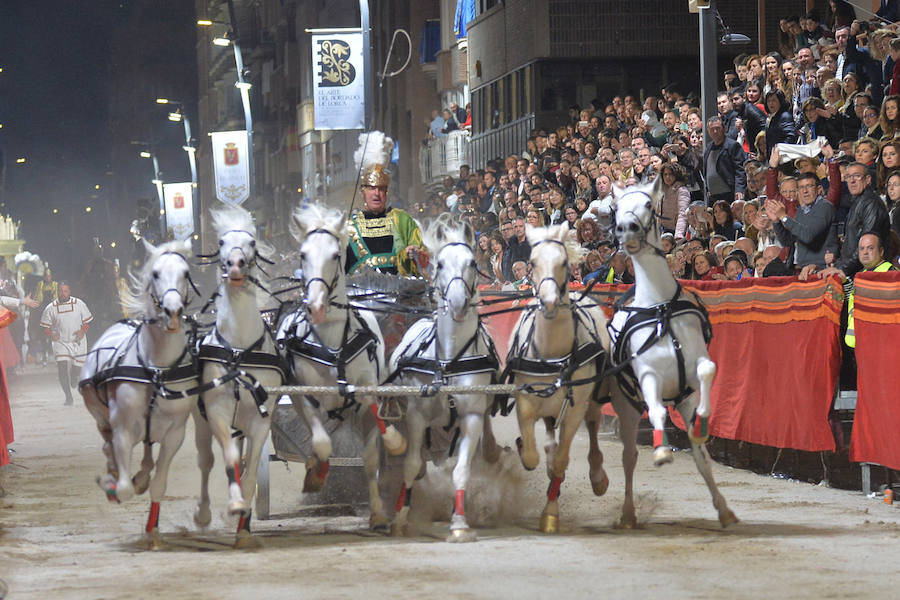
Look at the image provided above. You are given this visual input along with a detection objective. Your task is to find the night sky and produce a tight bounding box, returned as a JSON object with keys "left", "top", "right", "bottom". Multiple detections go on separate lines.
{"left": 0, "top": 1, "right": 137, "bottom": 282}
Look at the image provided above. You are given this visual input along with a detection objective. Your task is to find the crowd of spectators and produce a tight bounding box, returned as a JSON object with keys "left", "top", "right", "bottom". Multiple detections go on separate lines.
{"left": 414, "top": 4, "right": 900, "bottom": 289}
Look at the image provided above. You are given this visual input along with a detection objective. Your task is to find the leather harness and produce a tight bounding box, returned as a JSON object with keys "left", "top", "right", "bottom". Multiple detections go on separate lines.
{"left": 607, "top": 284, "right": 713, "bottom": 410}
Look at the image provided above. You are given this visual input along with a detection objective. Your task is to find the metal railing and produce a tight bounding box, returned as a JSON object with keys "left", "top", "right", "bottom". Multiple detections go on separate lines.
{"left": 418, "top": 130, "right": 470, "bottom": 188}
{"left": 469, "top": 114, "right": 535, "bottom": 169}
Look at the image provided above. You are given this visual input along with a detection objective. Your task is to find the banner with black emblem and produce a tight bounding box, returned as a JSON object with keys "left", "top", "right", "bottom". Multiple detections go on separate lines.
{"left": 312, "top": 33, "right": 365, "bottom": 130}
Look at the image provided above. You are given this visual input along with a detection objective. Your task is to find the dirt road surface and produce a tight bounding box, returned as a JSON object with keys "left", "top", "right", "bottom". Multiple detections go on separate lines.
{"left": 2, "top": 366, "right": 900, "bottom": 599}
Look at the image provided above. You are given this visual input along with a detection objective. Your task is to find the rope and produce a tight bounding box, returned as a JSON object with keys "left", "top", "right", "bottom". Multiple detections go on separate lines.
{"left": 268, "top": 383, "right": 519, "bottom": 397}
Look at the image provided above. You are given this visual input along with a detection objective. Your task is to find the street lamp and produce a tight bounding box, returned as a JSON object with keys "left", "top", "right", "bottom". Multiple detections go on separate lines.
{"left": 136, "top": 146, "right": 165, "bottom": 240}
{"left": 15, "top": 157, "right": 25, "bottom": 164}
{"left": 153, "top": 99, "right": 198, "bottom": 241}
{"left": 197, "top": 8, "right": 255, "bottom": 198}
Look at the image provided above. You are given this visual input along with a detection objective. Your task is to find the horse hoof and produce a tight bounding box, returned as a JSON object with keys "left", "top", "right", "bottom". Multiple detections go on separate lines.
{"left": 539, "top": 513, "right": 559, "bottom": 534}
{"left": 370, "top": 513, "right": 389, "bottom": 532}
{"left": 383, "top": 427, "right": 407, "bottom": 456}
{"left": 194, "top": 505, "right": 212, "bottom": 528}
{"left": 227, "top": 499, "right": 249, "bottom": 516}
{"left": 145, "top": 528, "right": 164, "bottom": 551}
{"left": 590, "top": 472, "right": 610, "bottom": 497}
{"left": 618, "top": 515, "right": 637, "bottom": 530}
{"left": 653, "top": 446, "right": 674, "bottom": 467}
{"left": 447, "top": 528, "right": 477, "bottom": 543}
{"left": 302, "top": 469, "right": 327, "bottom": 494}
{"left": 390, "top": 521, "right": 408, "bottom": 537}
{"left": 96, "top": 475, "right": 120, "bottom": 503}
{"left": 132, "top": 471, "right": 151, "bottom": 495}
{"left": 233, "top": 531, "right": 262, "bottom": 550}
{"left": 719, "top": 509, "right": 739, "bottom": 528}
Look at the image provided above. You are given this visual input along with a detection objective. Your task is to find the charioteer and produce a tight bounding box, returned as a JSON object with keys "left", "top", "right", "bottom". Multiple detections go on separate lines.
{"left": 346, "top": 131, "right": 429, "bottom": 276}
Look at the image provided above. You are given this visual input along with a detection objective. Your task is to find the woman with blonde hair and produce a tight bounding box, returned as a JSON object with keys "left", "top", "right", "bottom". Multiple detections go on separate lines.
{"left": 745, "top": 55, "right": 765, "bottom": 82}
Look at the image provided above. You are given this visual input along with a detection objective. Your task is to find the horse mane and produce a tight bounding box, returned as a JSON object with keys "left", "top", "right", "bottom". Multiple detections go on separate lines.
{"left": 421, "top": 213, "right": 473, "bottom": 255}
{"left": 527, "top": 223, "right": 586, "bottom": 264}
{"left": 124, "top": 240, "right": 191, "bottom": 319}
{"left": 290, "top": 202, "right": 347, "bottom": 244}
{"left": 210, "top": 205, "right": 275, "bottom": 266}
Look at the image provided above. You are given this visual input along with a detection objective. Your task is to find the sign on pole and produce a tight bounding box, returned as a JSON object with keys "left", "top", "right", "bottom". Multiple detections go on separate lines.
{"left": 162, "top": 182, "right": 194, "bottom": 240}
{"left": 211, "top": 130, "right": 250, "bottom": 205}
{"left": 311, "top": 32, "right": 365, "bottom": 130}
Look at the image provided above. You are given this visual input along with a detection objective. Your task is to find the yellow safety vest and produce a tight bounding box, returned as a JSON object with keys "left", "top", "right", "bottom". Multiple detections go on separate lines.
{"left": 845, "top": 261, "right": 894, "bottom": 348}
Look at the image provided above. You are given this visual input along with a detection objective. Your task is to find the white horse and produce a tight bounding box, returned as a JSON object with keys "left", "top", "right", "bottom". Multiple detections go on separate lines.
{"left": 79, "top": 239, "right": 197, "bottom": 548}
{"left": 276, "top": 202, "right": 405, "bottom": 531}
{"left": 387, "top": 217, "right": 500, "bottom": 542}
{"left": 505, "top": 223, "right": 611, "bottom": 533}
{"left": 192, "top": 206, "right": 286, "bottom": 547}
{"left": 608, "top": 176, "right": 737, "bottom": 528}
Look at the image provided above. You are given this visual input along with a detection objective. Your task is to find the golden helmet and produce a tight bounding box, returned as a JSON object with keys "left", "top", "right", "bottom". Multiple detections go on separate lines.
{"left": 361, "top": 163, "right": 390, "bottom": 188}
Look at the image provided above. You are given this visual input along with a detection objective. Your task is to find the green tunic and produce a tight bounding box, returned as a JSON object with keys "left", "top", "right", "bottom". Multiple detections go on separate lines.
{"left": 346, "top": 207, "right": 424, "bottom": 276}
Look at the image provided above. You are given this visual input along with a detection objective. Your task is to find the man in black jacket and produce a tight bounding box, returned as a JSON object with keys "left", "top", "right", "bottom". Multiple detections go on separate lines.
{"left": 729, "top": 89, "right": 767, "bottom": 152}
{"left": 823, "top": 163, "right": 891, "bottom": 278}
{"left": 703, "top": 116, "right": 747, "bottom": 204}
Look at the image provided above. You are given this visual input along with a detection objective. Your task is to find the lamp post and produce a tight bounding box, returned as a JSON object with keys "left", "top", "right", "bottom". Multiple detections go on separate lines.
{"left": 155, "top": 99, "right": 199, "bottom": 244}
{"left": 197, "top": 11, "right": 254, "bottom": 199}
{"left": 138, "top": 149, "right": 165, "bottom": 240}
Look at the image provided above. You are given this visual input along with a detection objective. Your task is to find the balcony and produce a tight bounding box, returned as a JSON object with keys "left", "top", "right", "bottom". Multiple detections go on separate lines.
{"left": 469, "top": 114, "right": 534, "bottom": 170}
{"left": 419, "top": 130, "right": 470, "bottom": 189}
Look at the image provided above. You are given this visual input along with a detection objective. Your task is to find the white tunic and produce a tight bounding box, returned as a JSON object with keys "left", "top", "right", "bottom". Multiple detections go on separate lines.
{"left": 40, "top": 297, "right": 93, "bottom": 366}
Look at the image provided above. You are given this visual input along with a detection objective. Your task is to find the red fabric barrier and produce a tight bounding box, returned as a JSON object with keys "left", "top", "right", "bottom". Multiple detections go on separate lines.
{"left": 481, "top": 276, "right": 843, "bottom": 452}
{"left": 849, "top": 271, "right": 900, "bottom": 470}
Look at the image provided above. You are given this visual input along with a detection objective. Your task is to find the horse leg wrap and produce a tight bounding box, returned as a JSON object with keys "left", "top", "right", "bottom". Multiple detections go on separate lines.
{"left": 454, "top": 489, "right": 465, "bottom": 516}
{"left": 226, "top": 463, "right": 242, "bottom": 488}
{"left": 146, "top": 502, "right": 161, "bottom": 533}
{"left": 692, "top": 414, "right": 709, "bottom": 440}
{"left": 316, "top": 460, "right": 330, "bottom": 481}
{"left": 395, "top": 483, "right": 410, "bottom": 514}
{"left": 370, "top": 404, "right": 387, "bottom": 434}
{"left": 547, "top": 476, "right": 563, "bottom": 501}
{"left": 653, "top": 429, "right": 669, "bottom": 448}
{"left": 237, "top": 510, "right": 252, "bottom": 534}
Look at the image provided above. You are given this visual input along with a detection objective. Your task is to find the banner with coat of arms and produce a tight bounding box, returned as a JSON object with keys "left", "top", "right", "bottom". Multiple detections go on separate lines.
{"left": 311, "top": 32, "right": 365, "bottom": 130}
{"left": 211, "top": 130, "right": 250, "bottom": 205}
{"left": 162, "top": 182, "right": 194, "bottom": 241}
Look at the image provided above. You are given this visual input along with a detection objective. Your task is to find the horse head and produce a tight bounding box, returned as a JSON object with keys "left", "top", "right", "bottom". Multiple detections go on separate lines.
{"left": 526, "top": 223, "right": 578, "bottom": 318}
{"left": 424, "top": 215, "right": 477, "bottom": 322}
{"left": 131, "top": 239, "right": 193, "bottom": 332}
{"left": 211, "top": 206, "right": 265, "bottom": 289}
{"left": 611, "top": 175, "right": 664, "bottom": 255}
{"left": 291, "top": 203, "right": 346, "bottom": 325}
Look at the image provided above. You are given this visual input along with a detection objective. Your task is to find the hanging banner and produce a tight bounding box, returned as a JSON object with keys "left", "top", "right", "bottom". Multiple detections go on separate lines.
{"left": 211, "top": 130, "right": 250, "bottom": 205}
{"left": 162, "top": 182, "right": 194, "bottom": 241}
{"left": 311, "top": 32, "right": 365, "bottom": 130}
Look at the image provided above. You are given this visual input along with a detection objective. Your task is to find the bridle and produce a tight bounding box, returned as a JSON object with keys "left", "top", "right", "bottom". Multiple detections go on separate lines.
{"left": 529, "top": 238, "right": 569, "bottom": 314}
{"left": 433, "top": 242, "right": 478, "bottom": 318}
{"left": 615, "top": 192, "right": 659, "bottom": 253}
{"left": 299, "top": 228, "right": 344, "bottom": 305}
{"left": 146, "top": 251, "right": 200, "bottom": 316}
